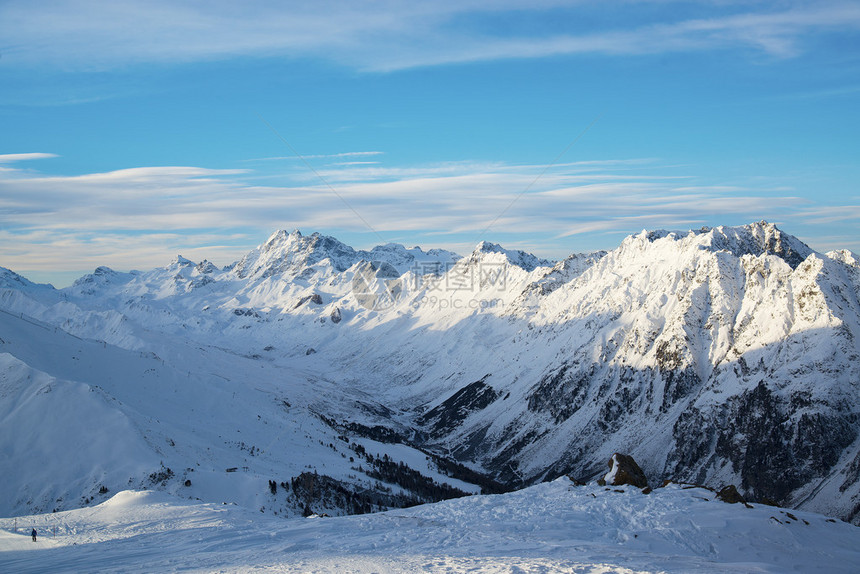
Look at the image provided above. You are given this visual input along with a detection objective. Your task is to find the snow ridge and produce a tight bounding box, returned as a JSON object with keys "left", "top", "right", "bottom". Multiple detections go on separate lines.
{"left": 233, "top": 229, "right": 461, "bottom": 280}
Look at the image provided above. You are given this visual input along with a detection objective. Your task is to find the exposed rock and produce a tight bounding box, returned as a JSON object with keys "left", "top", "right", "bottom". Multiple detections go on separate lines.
{"left": 195, "top": 260, "right": 218, "bottom": 274}
{"left": 526, "top": 363, "right": 591, "bottom": 424}
{"left": 417, "top": 377, "right": 499, "bottom": 438}
{"left": 667, "top": 381, "right": 858, "bottom": 507}
{"left": 233, "top": 308, "right": 260, "bottom": 318}
{"left": 295, "top": 293, "right": 324, "bottom": 308}
{"left": 330, "top": 307, "right": 342, "bottom": 324}
{"left": 716, "top": 485, "right": 746, "bottom": 504}
{"left": 597, "top": 453, "right": 648, "bottom": 488}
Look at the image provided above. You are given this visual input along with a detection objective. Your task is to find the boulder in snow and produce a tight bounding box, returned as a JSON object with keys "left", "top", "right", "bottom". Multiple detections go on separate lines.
{"left": 716, "top": 484, "right": 746, "bottom": 504}
{"left": 598, "top": 453, "right": 648, "bottom": 488}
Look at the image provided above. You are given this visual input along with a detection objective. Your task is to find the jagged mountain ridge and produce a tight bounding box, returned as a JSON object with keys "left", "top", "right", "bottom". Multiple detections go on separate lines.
{"left": 399, "top": 223, "right": 860, "bottom": 522}
{"left": 2, "top": 221, "right": 860, "bottom": 524}
{"left": 232, "top": 229, "right": 462, "bottom": 280}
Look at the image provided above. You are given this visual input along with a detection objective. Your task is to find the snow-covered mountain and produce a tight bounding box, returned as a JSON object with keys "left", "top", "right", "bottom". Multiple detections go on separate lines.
{"left": 2, "top": 221, "right": 860, "bottom": 528}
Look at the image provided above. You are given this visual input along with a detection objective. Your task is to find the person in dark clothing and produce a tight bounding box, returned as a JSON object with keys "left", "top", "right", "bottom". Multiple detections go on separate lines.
{"left": 31, "top": 528, "right": 37, "bottom": 542}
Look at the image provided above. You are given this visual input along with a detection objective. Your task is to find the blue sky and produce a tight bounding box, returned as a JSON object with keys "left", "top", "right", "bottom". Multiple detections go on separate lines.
{"left": 1, "top": 1, "right": 859, "bottom": 286}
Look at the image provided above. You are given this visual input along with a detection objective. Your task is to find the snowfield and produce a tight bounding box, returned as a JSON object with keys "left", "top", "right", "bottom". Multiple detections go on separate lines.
{"left": 3, "top": 479, "right": 859, "bottom": 574}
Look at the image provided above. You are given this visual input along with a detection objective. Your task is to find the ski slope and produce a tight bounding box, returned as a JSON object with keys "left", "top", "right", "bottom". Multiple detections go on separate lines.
{"left": 2, "top": 479, "right": 859, "bottom": 573}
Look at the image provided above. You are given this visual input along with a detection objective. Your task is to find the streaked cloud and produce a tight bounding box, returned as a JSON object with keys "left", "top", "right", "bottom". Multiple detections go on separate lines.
{"left": 795, "top": 205, "right": 860, "bottom": 224}
{"left": 1, "top": 1, "right": 857, "bottom": 72}
{"left": 2, "top": 153, "right": 856, "bottom": 279}
{"left": 244, "top": 152, "right": 385, "bottom": 162}
{"left": 0, "top": 153, "right": 59, "bottom": 163}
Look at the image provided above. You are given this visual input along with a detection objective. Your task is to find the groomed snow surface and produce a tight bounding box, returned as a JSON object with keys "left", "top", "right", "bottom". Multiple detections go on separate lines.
{"left": 2, "top": 479, "right": 859, "bottom": 574}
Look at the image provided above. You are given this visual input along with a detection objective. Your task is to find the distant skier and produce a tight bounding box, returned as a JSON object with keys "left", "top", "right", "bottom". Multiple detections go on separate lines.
{"left": 31, "top": 528, "right": 37, "bottom": 542}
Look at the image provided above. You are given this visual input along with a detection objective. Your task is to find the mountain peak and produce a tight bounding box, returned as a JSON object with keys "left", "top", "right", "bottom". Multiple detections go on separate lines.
{"left": 705, "top": 221, "right": 813, "bottom": 268}
{"left": 470, "top": 241, "right": 552, "bottom": 272}
{"left": 475, "top": 240, "right": 505, "bottom": 254}
{"left": 0, "top": 266, "right": 52, "bottom": 290}
{"left": 627, "top": 221, "right": 813, "bottom": 269}
{"left": 264, "top": 229, "right": 288, "bottom": 246}
{"left": 169, "top": 255, "right": 195, "bottom": 268}
{"left": 70, "top": 265, "right": 135, "bottom": 294}
{"left": 72, "top": 266, "right": 121, "bottom": 285}
{"left": 263, "top": 229, "right": 306, "bottom": 249}
{"left": 233, "top": 230, "right": 358, "bottom": 279}
{"left": 195, "top": 260, "right": 218, "bottom": 275}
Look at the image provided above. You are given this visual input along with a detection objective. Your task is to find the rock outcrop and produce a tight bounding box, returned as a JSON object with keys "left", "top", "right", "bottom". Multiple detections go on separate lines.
{"left": 598, "top": 453, "right": 649, "bottom": 488}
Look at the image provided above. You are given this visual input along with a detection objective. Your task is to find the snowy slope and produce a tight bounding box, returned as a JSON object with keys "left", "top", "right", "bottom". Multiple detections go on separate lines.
{"left": 2, "top": 221, "right": 860, "bottom": 526}
{"left": 2, "top": 479, "right": 860, "bottom": 573}
{"left": 0, "top": 308, "right": 480, "bottom": 519}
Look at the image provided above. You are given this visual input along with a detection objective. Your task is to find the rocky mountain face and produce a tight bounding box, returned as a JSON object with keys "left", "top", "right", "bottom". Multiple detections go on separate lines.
{"left": 388, "top": 223, "right": 860, "bottom": 523}
{"left": 2, "top": 222, "right": 860, "bottom": 523}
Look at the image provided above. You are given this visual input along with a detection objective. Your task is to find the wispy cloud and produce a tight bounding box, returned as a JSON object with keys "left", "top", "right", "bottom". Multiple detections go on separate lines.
{"left": 794, "top": 205, "right": 860, "bottom": 224}
{"left": 0, "top": 153, "right": 59, "bottom": 162}
{"left": 243, "top": 151, "right": 384, "bottom": 162}
{"left": 1, "top": 1, "right": 857, "bottom": 72}
{"left": 2, "top": 154, "right": 856, "bottom": 276}
{"left": 0, "top": 228, "right": 257, "bottom": 280}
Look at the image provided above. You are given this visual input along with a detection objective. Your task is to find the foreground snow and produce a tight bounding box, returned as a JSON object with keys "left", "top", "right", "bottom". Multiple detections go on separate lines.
{"left": 2, "top": 479, "right": 858, "bottom": 573}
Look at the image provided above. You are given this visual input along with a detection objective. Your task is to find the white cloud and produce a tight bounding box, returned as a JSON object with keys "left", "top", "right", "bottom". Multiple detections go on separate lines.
{"left": 0, "top": 229, "right": 254, "bottom": 273}
{"left": 244, "top": 151, "right": 384, "bottom": 162}
{"left": 1, "top": 1, "right": 857, "bottom": 71}
{"left": 795, "top": 205, "right": 860, "bottom": 224}
{"left": 2, "top": 155, "right": 857, "bottom": 275}
{"left": 0, "top": 153, "right": 59, "bottom": 162}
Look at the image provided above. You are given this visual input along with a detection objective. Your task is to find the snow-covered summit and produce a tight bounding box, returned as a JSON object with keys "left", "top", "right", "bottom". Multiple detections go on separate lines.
{"left": 230, "top": 229, "right": 344, "bottom": 278}
{"left": 827, "top": 248, "right": 860, "bottom": 268}
{"left": 698, "top": 221, "right": 813, "bottom": 268}
{"left": 625, "top": 221, "right": 813, "bottom": 269}
{"left": 0, "top": 267, "right": 53, "bottom": 291}
{"left": 468, "top": 241, "right": 553, "bottom": 272}
{"left": 368, "top": 243, "right": 460, "bottom": 275}
{"left": 194, "top": 259, "right": 218, "bottom": 275}
{"left": 70, "top": 266, "right": 136, "bottom": 295}
{"left": 231, "top": 230, "right": 461, "bottom": 281}
{"left": 523, "top": 250, "right": 608, "bottom": 298}
{"left": 168, "top": 255, "right": 195, "bottom": 268}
